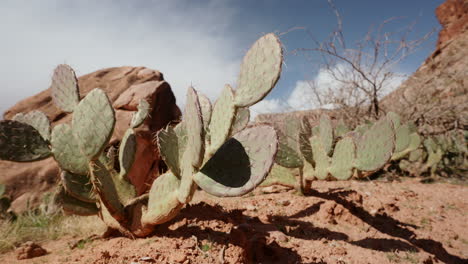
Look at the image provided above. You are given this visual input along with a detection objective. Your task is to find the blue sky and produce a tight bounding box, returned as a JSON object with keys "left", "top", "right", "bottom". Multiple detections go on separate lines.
{"left": 0, "top": 0, "right": 443, "bottom": 117}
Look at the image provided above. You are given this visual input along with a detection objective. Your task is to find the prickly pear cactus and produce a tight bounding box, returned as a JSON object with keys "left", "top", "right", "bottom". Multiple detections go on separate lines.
{"left": 0, "top": 32, "right": 283, "bottom": 237}
{"left": 267, "top": 113, "right": 396, "bottom": 192}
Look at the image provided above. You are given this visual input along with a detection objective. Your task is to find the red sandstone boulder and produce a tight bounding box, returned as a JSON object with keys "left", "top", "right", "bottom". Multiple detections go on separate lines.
{"left": 0, "top": 66, "right": 181, "bottom": 213}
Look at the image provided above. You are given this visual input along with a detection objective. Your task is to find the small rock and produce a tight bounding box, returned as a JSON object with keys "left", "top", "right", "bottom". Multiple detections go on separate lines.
{"left": 279, "top": 200, "right": 291, "bottom": 206}
{"left": 171, "top": 252, "right": 187, "bottom": 263}
{"left": 331, "top": 247, "right": 347, "bottom": 256}
{"left": 16, "top": 241, "right": 47, "bottom": 260}
{"left": 139, "top": 256, "right": 156, "bottom": 262}
{"left": 270, "top": 231, "right": 288, "bottom": 243}
{"left": 245, "top": 204, "right": 256, "bottom": 211}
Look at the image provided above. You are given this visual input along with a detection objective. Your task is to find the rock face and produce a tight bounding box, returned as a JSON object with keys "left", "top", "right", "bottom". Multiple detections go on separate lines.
{"left": 381, "top": 0, "right": 467, "bottom": 134}
{"left": 0, "top": 66, "right": 181, "bottom": 213}
{"left": 436, "top": 0, "right": 468, "bottom": 48}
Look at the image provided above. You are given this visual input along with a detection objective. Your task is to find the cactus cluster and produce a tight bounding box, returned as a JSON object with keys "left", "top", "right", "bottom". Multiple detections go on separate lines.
{"left": 263, "top": 113, "right": 396, "bottom": 192}
{"left": 387, "top": 112, "right": 467, "bottom": 177}
{"left": 0, "top": 33, "right": 283, "bottom": 237}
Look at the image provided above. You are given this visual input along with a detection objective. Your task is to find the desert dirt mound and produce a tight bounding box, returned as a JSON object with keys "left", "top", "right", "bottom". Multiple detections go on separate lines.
{"left": 1, "top": 179, "right": 467, "bottom": 264}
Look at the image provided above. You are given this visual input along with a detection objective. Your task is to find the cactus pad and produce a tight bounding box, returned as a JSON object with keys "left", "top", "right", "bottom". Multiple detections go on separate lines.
{"left": 142, "top": 171, "right": 183, "bottom": 225}
{"left": 274, "top": 118, "right": 303, "bottom": 168}
{"left": 335, "top": 119, "right": 350, "bottom": 138}
{"left": 299, "top": 117, "right": 313, "bottom": 164}
{"left": 51, "top": 123, "right": 89, "bottom": 175}
{"left": 177, "top": 151, "right": 196, "bottom": 203}
{"left": 89, "top": 160, "right": 125, "bottom": 221}
{"left": 50, "top": 64, "right": 80, "bottom": 113}
{"left": 119, "top": 129, "right": 137, "bottom": 177}
{"left": 55, "top": 185, "right": 98, "bottom": 216}
{"left": 310, "top": 136, "right": 330, "bottom": 180}
{"left": 157, "top": 126, "right": 181, "bottom": 177}
{"left": 394, "top": 124, "right": 411, "bottom": 153}
{"left": 184, "top": 87, "right": 205, "bottom": 168}
{"left": 0, "top": 120, "right": 51, "bottom": 162}
{"left": 235, "top": 33, "right": 283, "bottom": 107}
{"left": 198, "top": 93, "right": 212, "bottom": 131}
{"left": 13, "top": 111, "right": 51, "bottom": 141}
{"left": 61, "top": 171, "right": 96, "bottom": 203}
{"left": 131, "top": 100, "right": 151, "bottom": 128}
{"left": 319, "top": 115, "right": 333, "bottom": 155}
{"left": 260, "top": 164, "right": 297, "bottom": 188}
{"left": 355, "top": 118, "right": 395, "bottom": 171}
{"left": 208, "top": 85, "right": 236, "bottom": 155}
{"left": 72, "top": 88, "right": 116, "bottom": 159}
{"left": 330, "top": 136, "right": 355, "bottom": 180}
{"left": 194, "top": 125, "right": 278, "bottom": 197}
{"left": 230, "top": 107, "right": 250, "bottom": 136}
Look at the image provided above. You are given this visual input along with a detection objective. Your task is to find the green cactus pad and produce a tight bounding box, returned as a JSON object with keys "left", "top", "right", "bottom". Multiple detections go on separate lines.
{"left": 60, "top": 171, "right": 96, "bottom": 203}
{"left": 131, "top": 100, "right": 151, "bottom": 128}
{"left": 208, "top": 85, "right": 236, "bottom": 155}
{"left": 355, "top": 118, "right": 395, "bottom": 172}
{"left": 387, "top": 112, "right": 401, "bottom": 128}
{"left": 409, "top": 148, "right": 424, "bottom": 162}
{"left": 260, "top": 164, "right": 297, "bottom": 188}
{"left": 0, "top": 184, "right": 5, "bottom": 197}
{"left": 0, "top": 120, "right": 51, "bottom": 162}
{"left": 51, "top": 123, "right": 89, "bottom": 175}
{"left": 72, "top": 88, "right": 116, "bottom": 160}
{"left": 319, "top": 115, "right": 333, "bottom": 155}
{"left": 230, "top": 107, "right": 250, "bottom": 136}
{"left": 302, "top": 160, "right": 315, "bottom": 182}
{"left": 235, "top": 33, "right": 283, "bottom": 107}
{"left": 354, "top": 123, "right": 371, "bottom": 136}
{"left": 392, "top": 132, "right": 422, "bottom": 161}
{"left": 13, "top": 111, "right": 51, "bottom": 141}
{"left": 394, "top": 124, "right": 411, "bottom": 153}
{"left": 274, "top": 118, "right": 303, "bottom": 168}
{"left": 157, "top": 126, "right": 182, "bottom": 177}
{"left": 142, "top": 171, "right": 183, "bottom": 226}
{"left": 335, "top": 119, "right": 350, "bottom": 138}
{"left": 89, "top": 160, "right": 125, "bottom": 222}
{"left": 310, "top": 136, "right": 330, "bottom": 180}
{"left": 194, "top": 125, "right": 278, "bottom": 197}
{"left": 119, "top": 129, "right": 137, "bottom": 178}
{"left": 184, "top": 87, "right": 205, "bottom": 168}
{"left": 330, "top": 136, "right": 355, "bottom": 180}
{"left": 299, "top": 117, "right": 313, "bottom": 164}
{"left": 55, "top": 186, "right": 98, "bottom": 216}
{"left": 198, "top": 93, "right": 212, "bottom": 131}
{"left": 177, "top": 151, "right": 196, "bottom": 203}
{"left": 50, "top": 64, "right": 80, "bottom": 113}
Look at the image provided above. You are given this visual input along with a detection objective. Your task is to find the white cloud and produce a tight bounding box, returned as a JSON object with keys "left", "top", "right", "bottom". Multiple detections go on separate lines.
{"left": 0, "top": 0, "right": 245, "bottom": 115}
{"left": 251, "top": 64, "right": 407, "bottom": 119}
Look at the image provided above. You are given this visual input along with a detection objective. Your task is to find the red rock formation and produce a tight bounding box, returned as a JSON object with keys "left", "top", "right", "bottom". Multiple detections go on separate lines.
{"left": 0, "top": 66, "right": 181, "bottom": 213}
{"left": 436, "top": 0, "right": 468, "bottom": 48}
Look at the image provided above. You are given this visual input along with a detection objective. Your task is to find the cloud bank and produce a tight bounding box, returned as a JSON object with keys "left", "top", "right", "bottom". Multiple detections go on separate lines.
{"left": 251, "top": 65, "right": 406, "bottom": 119}
{"left": 0, "top": 0, "right": 246, "bottom": 115}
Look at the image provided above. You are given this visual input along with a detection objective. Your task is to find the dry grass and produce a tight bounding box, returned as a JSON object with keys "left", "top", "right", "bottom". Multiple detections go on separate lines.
{"left": 0, "top": 211, "right": 105, "bottom": 254}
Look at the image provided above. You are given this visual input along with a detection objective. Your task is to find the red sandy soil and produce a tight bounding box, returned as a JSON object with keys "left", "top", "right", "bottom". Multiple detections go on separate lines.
{"left": 1, "top": 179, "right": 467, "bottom": 264}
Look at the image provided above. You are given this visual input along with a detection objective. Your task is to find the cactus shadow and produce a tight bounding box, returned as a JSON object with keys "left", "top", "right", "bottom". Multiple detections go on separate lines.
{"left": 305, "top": 188, "right": 467, "bottom": 263}
{"left": 154, "top": 202, "right": 336, "bottom": 264}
